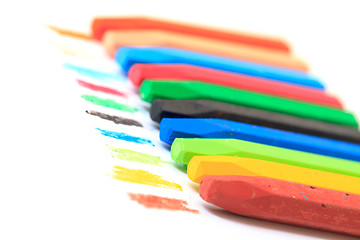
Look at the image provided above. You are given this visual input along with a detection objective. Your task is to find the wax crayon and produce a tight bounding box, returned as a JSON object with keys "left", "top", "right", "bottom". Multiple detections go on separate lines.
{"left": 160, "top": 118, "right": 360, "bottom": 161}
{"left": 150, "top": 99, "right": 360, "bottom": 143}
{"left": 115, "top": 47, "right": 323, "bottom": 89}
{"left": 140, "top": 80, "right": 357, "bottom": 127}
{"left": 187, "top": 155, "right": 360, "bottom": 195}
{"left": 200, "top": 175, "right": 360, "bottom": 237}
{"left": 92, "top": 17, "right": 291, "bottom": 52}
{"left": 171, "top": 138, "right": 360, "bottom": 178}
{"left": 103, "top": 30, "right": 306, "bottom": 70}
{"left": 129, "top": 64, "right": 340, "bottom": 107}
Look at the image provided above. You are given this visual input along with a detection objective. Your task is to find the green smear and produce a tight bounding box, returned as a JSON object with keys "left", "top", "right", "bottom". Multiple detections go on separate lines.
{"left": 81, "top": 94, "right": 138, "bottom": 113}
{"left": 108, "top": 146, "right": 168, "bottom": 166}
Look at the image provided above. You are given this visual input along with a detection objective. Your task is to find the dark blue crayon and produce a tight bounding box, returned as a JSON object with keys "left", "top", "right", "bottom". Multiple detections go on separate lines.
{"left": 159, "top": 118, "right": 360, "bottom": 162}
{"left": 115, "top": 46, "right": 324, "bottom": 89}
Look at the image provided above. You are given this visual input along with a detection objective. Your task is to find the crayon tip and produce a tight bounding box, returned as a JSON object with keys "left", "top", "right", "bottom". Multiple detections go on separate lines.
{"left": 170, "top": 138, "right": 184, "bottom": 163}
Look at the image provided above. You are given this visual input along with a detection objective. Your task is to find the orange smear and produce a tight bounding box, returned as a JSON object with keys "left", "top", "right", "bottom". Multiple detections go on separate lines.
{"left": 128, "top": 193, "right": 199, "bottom": 214}
{"left": 111, "top": 166, "right": 182, "bottom": 191}
{"left": 46, "top": 25, "right": 93, "bottom": 41}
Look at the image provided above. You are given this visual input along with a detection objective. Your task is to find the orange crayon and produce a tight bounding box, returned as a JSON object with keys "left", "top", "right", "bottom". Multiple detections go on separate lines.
{"left": 92, "top": 17, "right": 291, "bottom": 52}
{"left": 102, "top": 29, "right": 307, "bottom": 71}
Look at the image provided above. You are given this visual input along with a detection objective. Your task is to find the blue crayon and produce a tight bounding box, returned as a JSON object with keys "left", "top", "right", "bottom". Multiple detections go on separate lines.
{"left": 159, "top": 118, "right": 360, "bottom": 162}
{"left": 115, "top": 46, "right": 325, "bottom": 89}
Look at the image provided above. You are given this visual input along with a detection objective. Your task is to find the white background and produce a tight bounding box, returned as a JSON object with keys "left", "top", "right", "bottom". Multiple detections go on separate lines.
{"left": 1, "top": 1, "right": 359, "bottom": 239}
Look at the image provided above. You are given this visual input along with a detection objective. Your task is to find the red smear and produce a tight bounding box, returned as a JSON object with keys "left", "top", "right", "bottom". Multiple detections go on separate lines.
{"left": 128, "top": 193, "right": 199, "bottom": 214}
{"left": 77, "top": 79, "right": 127, "bottom": 98}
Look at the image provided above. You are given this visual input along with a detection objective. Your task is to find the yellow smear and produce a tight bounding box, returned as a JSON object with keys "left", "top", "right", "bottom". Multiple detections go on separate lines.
{"left": 111, "top": 166, "right": 182, "bottom": 191}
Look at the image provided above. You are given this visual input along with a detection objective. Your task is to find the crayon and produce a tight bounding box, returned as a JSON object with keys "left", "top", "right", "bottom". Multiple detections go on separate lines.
{"left": 91, "top": 17, "right": 291, "bottom": 52}
{"left": 151, "top": 99, "right": 360, "bottom": 144}
{"left": 129, "top": 64, "right": 340, "bottom": 107}
{"left": 116, "top": 47, "right": 323, "bottom": 89}
{"left": 171, "top": 138, "right": 360, "bottom": 178}
{"left": 200, "top": 175, "right": 360, "bottom": 237}
{"left": 102, "top": 30, "right": 306, "bottom": 71}
{"left": 187, "top": 155, "right": 360, "bottom": 195}
{"left": 140, "top": 80, "right": 357, "bottom": 127}
{"left": 160, "top": 118, "right": 360, "bottom": 161}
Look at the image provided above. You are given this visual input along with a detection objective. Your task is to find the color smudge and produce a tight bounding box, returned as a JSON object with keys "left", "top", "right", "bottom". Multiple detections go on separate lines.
{"left": 128, "top": 193, "right": 199, "bottom": 214}
{"left": 111, "top": 166, "right": 182, "bottom": 191}
{"left": 81, "top": 95, "right": 138, "bottom": 113}
{"left": 108, "top": 146, "right": 167, "bottom": 165}
{"left": 47, "top": 25, "right": 93, "bottom": 40}
{"left": 97, "top": 128, "right": 154, "bottom": 146}
{"left": 77, "top": 80, "right": 127, "bottom": 98}
{"left": 302, "top": 192, "right": 308, "bottom": 200}
{"left": 86, "top": 110, "right": 142, "bottom": 127}
{"left": 63, "top": 63, "right": 125, "bottom": 81}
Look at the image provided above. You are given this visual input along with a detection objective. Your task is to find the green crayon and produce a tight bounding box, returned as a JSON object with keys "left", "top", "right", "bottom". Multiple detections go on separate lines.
{"left": 171, "top": 138, "right": 360, "bottom": 178}
{"left": 139, "top": 80, "right": 358, "bottom": 127}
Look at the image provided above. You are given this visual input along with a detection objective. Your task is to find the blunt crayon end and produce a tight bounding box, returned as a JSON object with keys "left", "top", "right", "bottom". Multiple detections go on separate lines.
{"left": 139, "top": 80, "right": 155, "bottom": 103}
{"left": 159, "top": 118, "right": 173, "bottom": 144}
{"left": 160, "top": 118, "right": 204, "bottom": 145}
{"left": 115, "top": 47, "right": 137, "bottom": 73}
{"left": 150, "top": 99, "right": 163, "bottom": 123}
{"left": 128, "top": 64, "right": 144, "bottom": 87}
{"left": 199, "top": 176, "right": 217, "bottom": 202}
{"left": 171, "top": 138, "right": 187, "bottom": 164}
{"left": 200, "top": 176, "right": 265, "bottom": 202}
{"left": 187, "top": 157, "right": 204, "bottom": 183}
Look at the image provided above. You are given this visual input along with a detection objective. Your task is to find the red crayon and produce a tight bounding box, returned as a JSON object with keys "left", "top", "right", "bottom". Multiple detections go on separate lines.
{"left": 91, "top": 17, "right": 291, "bottom": 52}
{"left": 200, "top": 175, "right": 360, "bottom": 238}
{"left": 128, "top": 64, "right": 342, "bottom": 108}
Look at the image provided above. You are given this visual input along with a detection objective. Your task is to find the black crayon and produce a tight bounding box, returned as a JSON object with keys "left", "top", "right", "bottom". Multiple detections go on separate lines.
{"left": 150, "top": 99, "right": 360, "bottom": 144}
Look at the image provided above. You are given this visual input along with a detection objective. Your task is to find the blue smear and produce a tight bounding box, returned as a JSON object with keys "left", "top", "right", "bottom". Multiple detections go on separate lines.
{"left": 159, "top": 118, "right": 360, "bottom": 162}
{"left": 96, "top": 128, "right": 154, "bottom": 146}
{"left": 63, "top": 63, "right": 127, "bottom": 82}
{"left": 115, "top": 46, "right": 325, "bottom": 89}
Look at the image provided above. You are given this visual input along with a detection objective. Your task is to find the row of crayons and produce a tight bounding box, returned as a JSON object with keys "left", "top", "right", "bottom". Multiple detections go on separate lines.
{"left": 55, "top": 17, "right": 360, "bottom": 237}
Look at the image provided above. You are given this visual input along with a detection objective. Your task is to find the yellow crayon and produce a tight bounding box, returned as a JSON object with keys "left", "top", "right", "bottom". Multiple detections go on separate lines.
{"left": 187, "top": 156, "right": 360, "bottom": 195}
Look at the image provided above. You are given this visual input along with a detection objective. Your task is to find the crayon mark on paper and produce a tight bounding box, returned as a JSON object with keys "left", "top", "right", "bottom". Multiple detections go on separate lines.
{"left": 63, "top": 63, "right": 126, "bottom": 81}
{"left": 108, "top": 146, "right": 167, "bottom": 165}
{"left": 86, "top": 110, "right": 142, "bottom": 127}
{"left": 128, "top": 193, "right": 199, "bottom": 214}
{"left": 111, "top": 166, "right": 182, "bottom": 191}
{"left": 47, "top": 25, "right": 93, "bottom": 40}
{"left": 97, "top": 128, "right": 154, "bottom": 146}
{"left": 77, "top": 80, "right": 127, "bottom": 98}
{"left": 81, "top": 94, "right": 138, "bottom": 113}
